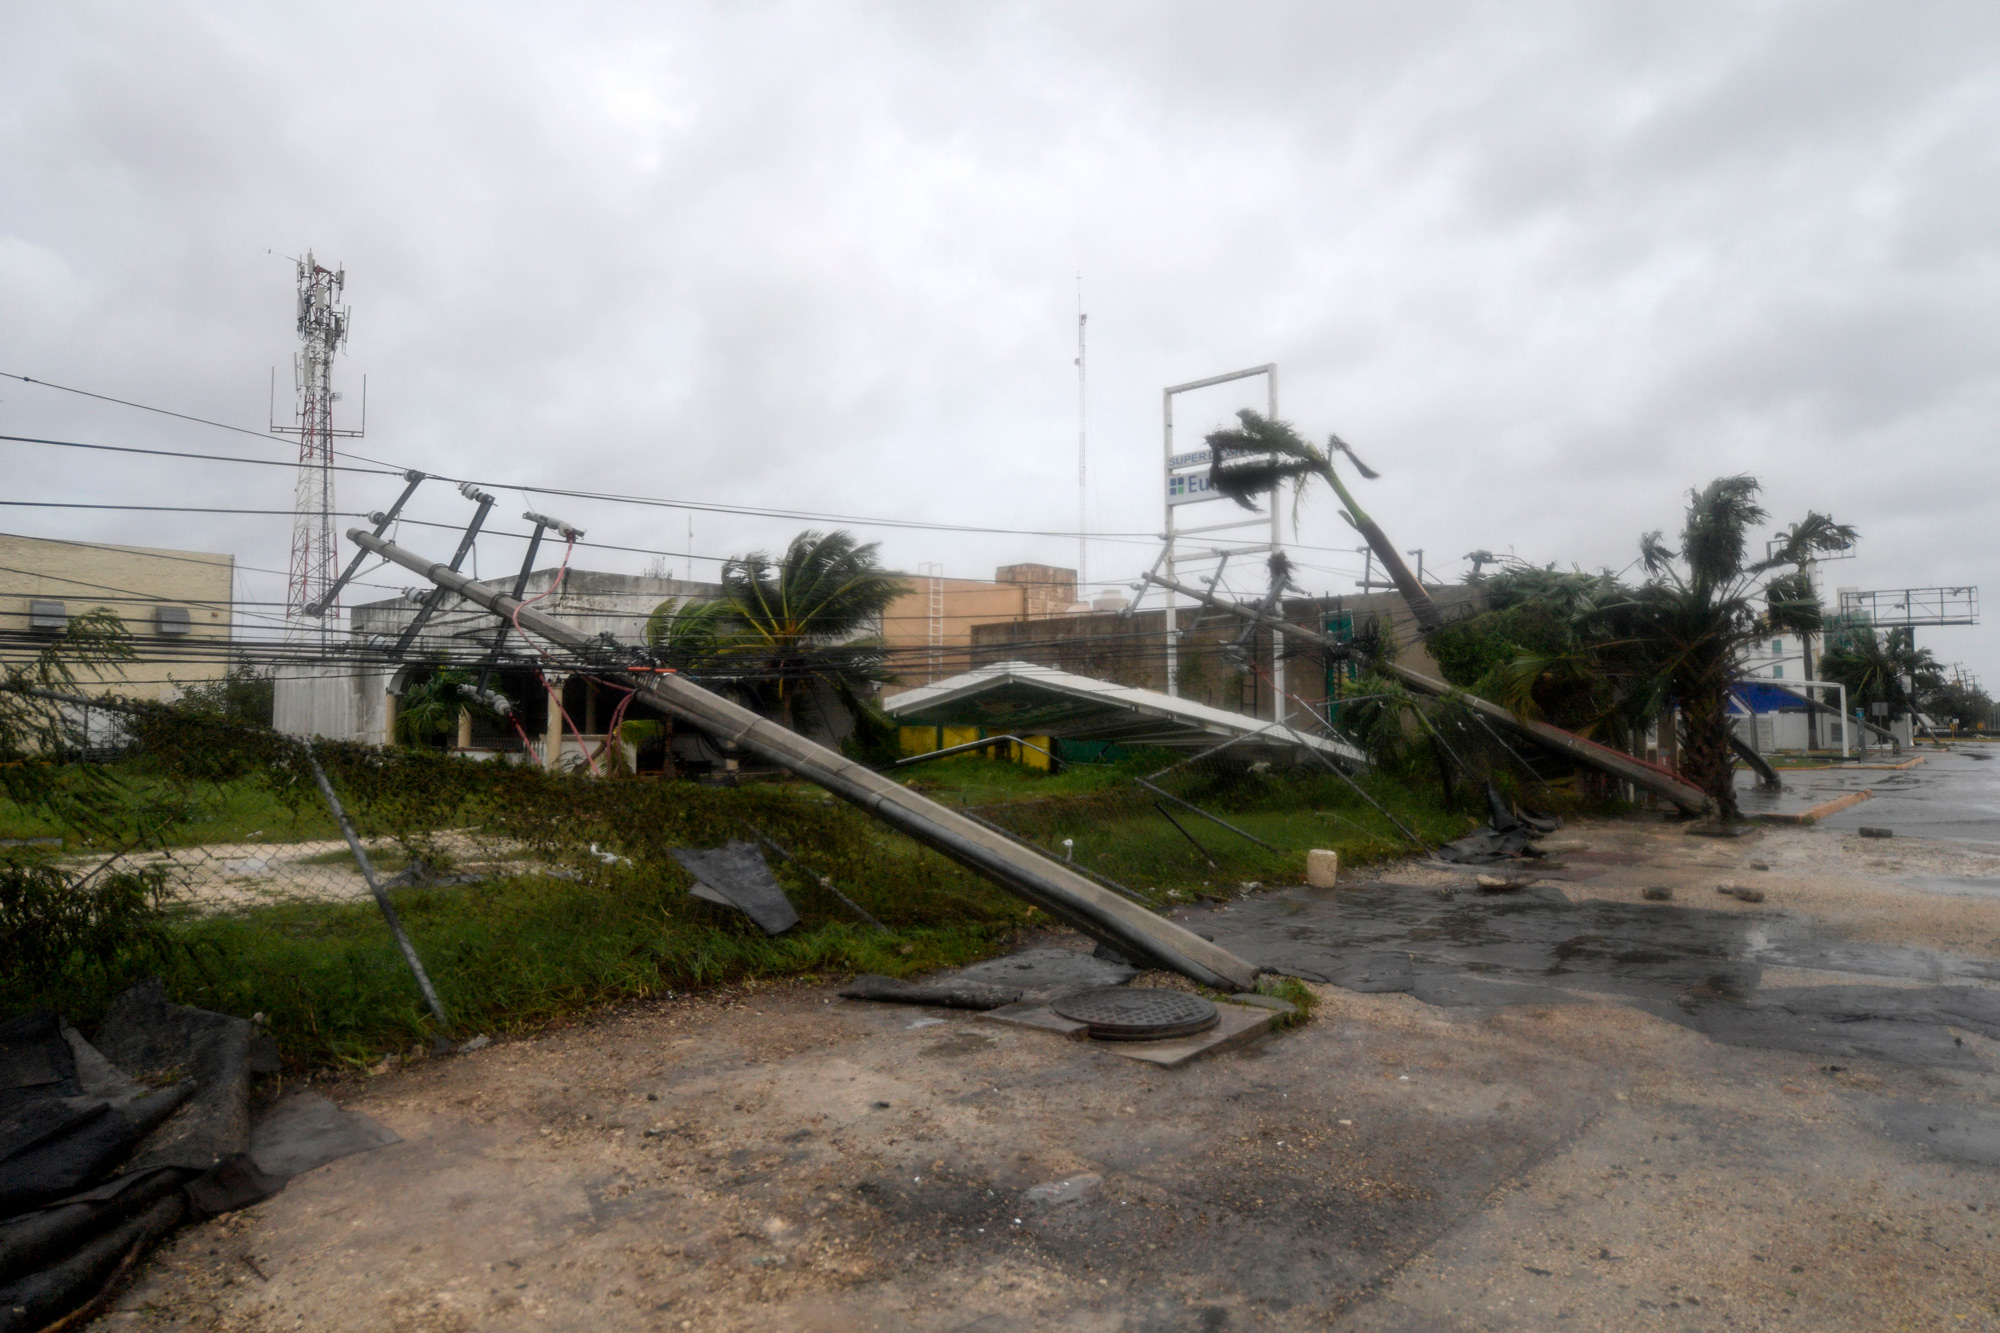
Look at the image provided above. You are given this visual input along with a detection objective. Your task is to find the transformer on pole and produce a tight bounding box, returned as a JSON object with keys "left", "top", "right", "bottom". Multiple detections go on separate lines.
{"left": 272, "top": 251, "right": 364, "bottom": 641}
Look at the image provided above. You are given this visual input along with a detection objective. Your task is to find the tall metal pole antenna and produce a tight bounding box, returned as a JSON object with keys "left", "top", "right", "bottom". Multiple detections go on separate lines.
{"left": 272, "top": 250, "right": 363, "bottom": 646}
{"left": 1075, "top": 274, "right": 1088, "bottom": 595}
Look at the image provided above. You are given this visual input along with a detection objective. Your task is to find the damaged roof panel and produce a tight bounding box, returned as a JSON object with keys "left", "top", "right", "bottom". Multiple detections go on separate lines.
{"left": 882, "top": 659, "right": 1366, "bottom": 766}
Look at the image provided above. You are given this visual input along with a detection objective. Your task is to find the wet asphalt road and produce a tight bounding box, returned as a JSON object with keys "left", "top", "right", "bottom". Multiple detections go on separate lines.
{"left": 1162, "top": 752, "right": 2000, "bottom": 1078}
{"left": 1814, "top": 744, "right": 2000, "bottom": 843}
{"left": 1177, "top": 880, "right": 2000, "bottom": 1073}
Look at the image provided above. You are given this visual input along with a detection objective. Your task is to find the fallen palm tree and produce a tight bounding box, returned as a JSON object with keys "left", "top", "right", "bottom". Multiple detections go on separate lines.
{"left": 1142, "top": 569, "right": 1715, "bottom": 816}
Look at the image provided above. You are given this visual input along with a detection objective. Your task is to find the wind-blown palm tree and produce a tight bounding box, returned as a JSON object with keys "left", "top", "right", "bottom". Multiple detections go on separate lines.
{"left": 648, "top": 529, "right": 908, "bottom": 733}
{"left": 1819, "top": 626, "right": 1942, "bottom": 717}
{"left": 1626, "top": 477, "right": 1854, "bottom": 820}
{"left": 1205, "top": 410, "right": 1444, "bottom": 633}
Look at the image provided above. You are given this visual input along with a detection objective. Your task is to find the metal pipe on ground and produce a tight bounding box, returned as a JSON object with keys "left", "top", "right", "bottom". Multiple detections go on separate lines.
{"left": 1142, "top": 570, "right": 1716, "bottom": 817}
{"left": 349, "top": 530, "right": 1260, "bottom": 990}
{"left": 306, "top": 749, "right": 452, "bottom": 1032}
{"left": 1728, "top": 732, "right": 1783, "bottom": 791}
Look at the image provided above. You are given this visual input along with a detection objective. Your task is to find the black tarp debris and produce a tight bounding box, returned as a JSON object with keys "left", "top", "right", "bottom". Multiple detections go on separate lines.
{"left": 247, "top": 1091, "right": 399, "bottom": 1180}
{"left": 839, "top": 975, "right": 1023, "bottom": 1010}
{"left": 670, "top": 841, "right": 800, "bottom": 935}
{"left": 1434, "top": 783, "right": 1561, "bottom": 866}
{"left": 0, "top": 984, "right": 398, "bottom": 1331}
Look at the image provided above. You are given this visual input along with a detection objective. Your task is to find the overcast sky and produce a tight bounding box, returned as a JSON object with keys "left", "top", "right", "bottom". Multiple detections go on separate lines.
{"left": 4, "top": 3, "right": 1997, "bottom": 674}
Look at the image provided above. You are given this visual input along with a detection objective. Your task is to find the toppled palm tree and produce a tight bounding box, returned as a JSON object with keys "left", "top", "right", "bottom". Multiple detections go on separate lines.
{"left": 1205, "top": 410, "right": 1444, "bottom": 633}
{"left": 1627, "top": 477, "right": 1854, "bottom": 820}
{"left": 649, "top": 529, "right": 908, "bottom": 733}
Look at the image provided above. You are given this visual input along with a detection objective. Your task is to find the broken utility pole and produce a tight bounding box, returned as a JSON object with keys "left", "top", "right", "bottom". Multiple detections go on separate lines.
{"left": 348, "top": 527, "right": 1261, "bottom": 991}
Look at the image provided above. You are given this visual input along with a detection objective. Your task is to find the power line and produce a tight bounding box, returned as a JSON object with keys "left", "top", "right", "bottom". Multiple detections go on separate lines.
{"left": 3, "top": 373, "right": 1163, "bottom": 541}
{"left": 0, "top": 433, "right": 400, "bottom": 477}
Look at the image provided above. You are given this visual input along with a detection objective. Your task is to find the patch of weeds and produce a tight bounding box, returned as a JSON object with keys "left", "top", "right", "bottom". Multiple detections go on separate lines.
{"left": 1255, "top": 975, "right": 1318, "bottom": 1029}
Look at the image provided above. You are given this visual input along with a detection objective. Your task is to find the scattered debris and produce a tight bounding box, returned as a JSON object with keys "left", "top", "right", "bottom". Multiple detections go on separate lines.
{"left": 1475, "top": 874, "right": 1535, "bottom": 893}
{"left": 0, "top": 984, "right": 397, "bottom": 1330}
{"left": 1642, "top": 887, "right": 1674, "bottom": 901}
{"left": 1859, "top": 827, "right": 1895, "bottom": 839}
{"left": 1750, "top": 861, "right": 1772, "bottom": 871}
{"left": 669, "top": 841, "right": 800, "bottom": 935}
{"left": 838, "top": 975, "right": 1023, "bottom": 1010}
{"left": 1716, "top": 884, "right": 1767, "bottom": 903}
{"left": 1436, "top": 783, "right": 1561, "bottom": 865}
{"left": 934, "top": 947, "right": 1135, "bottom": 1002}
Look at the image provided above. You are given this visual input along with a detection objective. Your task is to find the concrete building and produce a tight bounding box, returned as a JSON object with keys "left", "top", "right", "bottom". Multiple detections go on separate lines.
{"left": 0, "top": 532, "right": 234, "bottom": 702}
{"left": 967, "top": 585, "right": 1482, "bottom": 726}
{"left": 879, "top": 564, "right": 1078, "bottom": 698}
{"left": 275, "top": 567, "right": 726, "bottom": 769}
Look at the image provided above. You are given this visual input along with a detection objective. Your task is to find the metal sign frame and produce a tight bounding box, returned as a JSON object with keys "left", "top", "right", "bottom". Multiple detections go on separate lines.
{"left": 1837, "top": 587, "right": 1979, "bottom": 628}
{"left": 1161, "top": 364, "right": 1282, "bottom": 713}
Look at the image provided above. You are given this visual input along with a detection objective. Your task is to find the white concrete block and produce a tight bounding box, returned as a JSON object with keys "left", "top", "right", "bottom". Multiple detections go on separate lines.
{"left": 1306, "top": 848, "right": 1339, "bottom": 888}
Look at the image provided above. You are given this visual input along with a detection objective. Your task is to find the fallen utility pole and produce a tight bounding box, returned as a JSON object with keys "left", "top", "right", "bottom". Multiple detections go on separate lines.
{"left": 1143, "top": 570, "right": 1716, "bottom": 817}
{"left": 350, "top": 529, "right": 1260, "bottom": 990}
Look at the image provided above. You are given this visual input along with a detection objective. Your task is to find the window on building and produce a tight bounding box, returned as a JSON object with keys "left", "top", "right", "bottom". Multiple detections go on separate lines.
{"left": 28, "top": 600, "right": 67, "bottom": 632}
{"left": 1773, "top": 665, "right": 1784, "bottom": 679}
{"left": 155, "top": 606, "right": 192, "bottom": 637}
{"left": 1771, "top": 638, "right": 1783, "bottom": 654}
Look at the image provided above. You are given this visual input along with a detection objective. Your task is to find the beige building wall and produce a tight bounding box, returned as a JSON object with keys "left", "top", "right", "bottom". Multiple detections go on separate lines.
{"left": 878, "top": 564, "right": 1085, "bottom": 699}
{"left": 0, "top": 533, "right": 235, "bottom": 703}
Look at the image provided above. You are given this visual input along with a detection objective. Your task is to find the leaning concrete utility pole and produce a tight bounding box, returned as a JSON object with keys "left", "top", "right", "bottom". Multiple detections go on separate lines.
{"left": 1144, "top": 569, "right": 1715, "bottom": 817}
{"left": 348, "top": 528, "right": 1261, "bottom": 991}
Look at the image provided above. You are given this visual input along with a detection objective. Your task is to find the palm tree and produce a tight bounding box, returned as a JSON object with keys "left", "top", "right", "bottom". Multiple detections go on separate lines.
{"left": 1205, "top": 410, "right": 1445, "bottom": 633}
{"left": 1625, "top": 477, "right": 1854, "bottom": 821}
{"left": 1818, "top": 626, "right": 1943, "bottom": 725}
{"left": 648, "top": 529, "right": 908, "bottom": 732}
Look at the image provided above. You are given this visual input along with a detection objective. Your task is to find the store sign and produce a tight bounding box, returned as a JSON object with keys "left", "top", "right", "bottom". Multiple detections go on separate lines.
{"left": 1166, "top": 471, "right": 1222, "bottom": 506}
{"left": 1167, "top": 448, "right": 1213, "bottom": 470}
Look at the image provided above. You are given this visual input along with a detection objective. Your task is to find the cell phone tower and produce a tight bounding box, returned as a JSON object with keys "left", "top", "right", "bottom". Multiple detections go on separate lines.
{"left": 272, "top": 251, "right": 364, "bottom": 643}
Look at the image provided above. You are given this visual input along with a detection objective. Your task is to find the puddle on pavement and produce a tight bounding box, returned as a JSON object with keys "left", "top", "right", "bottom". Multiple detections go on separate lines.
{"left": 1174, "top": 882, "right": 2000, "bottom": 1071}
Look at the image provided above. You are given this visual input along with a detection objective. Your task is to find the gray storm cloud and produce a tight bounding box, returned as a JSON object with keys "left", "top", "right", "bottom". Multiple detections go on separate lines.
{"left": 2, "top": 1, "right": 1995, "bottom": 664}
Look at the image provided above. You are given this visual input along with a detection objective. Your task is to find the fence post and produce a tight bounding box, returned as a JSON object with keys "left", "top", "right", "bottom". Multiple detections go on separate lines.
{"left": 303, "top": 747, "right": 451, "bottom": 1032}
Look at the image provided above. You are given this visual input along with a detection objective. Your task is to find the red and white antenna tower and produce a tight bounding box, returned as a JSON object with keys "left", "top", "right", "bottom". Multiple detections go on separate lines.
{"left": 272, "top": 251, "right": 364, "bottom": 641}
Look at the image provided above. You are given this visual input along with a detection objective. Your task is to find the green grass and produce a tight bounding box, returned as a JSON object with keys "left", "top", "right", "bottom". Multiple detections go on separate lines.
{"left": 8, "top": 749, "right": 1474, "bottom": 1071}
{"left": 155, "top": 874, "right": 1022, "bottom": 1068}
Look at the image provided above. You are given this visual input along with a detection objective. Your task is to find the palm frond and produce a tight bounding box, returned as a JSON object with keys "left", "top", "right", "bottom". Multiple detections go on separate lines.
{"left": 1204, "top": 410, "right": 1333, "bottom": 512}
{"left": 1325, "top": 432, "right": 1380, "bottom": 480}
{"left": 1681, "top": 475, "right": 1767, "bottom": 590}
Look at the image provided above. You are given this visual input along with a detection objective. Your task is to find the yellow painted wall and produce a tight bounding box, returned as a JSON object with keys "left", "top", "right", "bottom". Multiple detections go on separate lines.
{"left": 898, "top": 724, "right": 1056, "bottom": 770}
{"left": 0, "top": 533, "right": 234, "bottom": 703}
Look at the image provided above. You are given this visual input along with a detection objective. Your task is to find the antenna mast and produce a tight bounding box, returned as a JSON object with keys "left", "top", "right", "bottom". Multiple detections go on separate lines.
{"left": 1075, "top": 276, "right": 1088, "bottom": 593}
{"left": 273, "top": 250, "right": 363, "bottom": 643}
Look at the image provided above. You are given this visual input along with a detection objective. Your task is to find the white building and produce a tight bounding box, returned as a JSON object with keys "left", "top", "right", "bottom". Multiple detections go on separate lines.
{"left": 274, "top": 566, "right": 722, "bottom": 769}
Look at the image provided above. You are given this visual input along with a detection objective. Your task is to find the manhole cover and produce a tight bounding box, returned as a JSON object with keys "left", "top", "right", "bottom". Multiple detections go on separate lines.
{"left": 1051, "top": 987, "right": 1218, "bottom": 1041}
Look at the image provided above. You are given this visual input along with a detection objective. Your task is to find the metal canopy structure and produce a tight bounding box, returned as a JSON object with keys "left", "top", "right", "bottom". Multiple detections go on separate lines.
{"left": 1838, "top": 586, "right": 1979, "bottom": 627}
{"left": 883, "top": 660, "right": 1367, "bottom": 766}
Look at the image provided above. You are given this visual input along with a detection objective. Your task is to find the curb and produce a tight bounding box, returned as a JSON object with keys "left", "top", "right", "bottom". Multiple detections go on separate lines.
{"left": 1760, "top": 789, "right": 1873, "bottom": 826}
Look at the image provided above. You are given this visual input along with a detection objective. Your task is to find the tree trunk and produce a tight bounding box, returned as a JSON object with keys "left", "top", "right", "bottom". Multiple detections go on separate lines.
{"left": 1349, "top": 514, "right": 1445, "bottom": 635}
{"left": 1677, "top": 689, "right": 1740, "bottom": 821}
